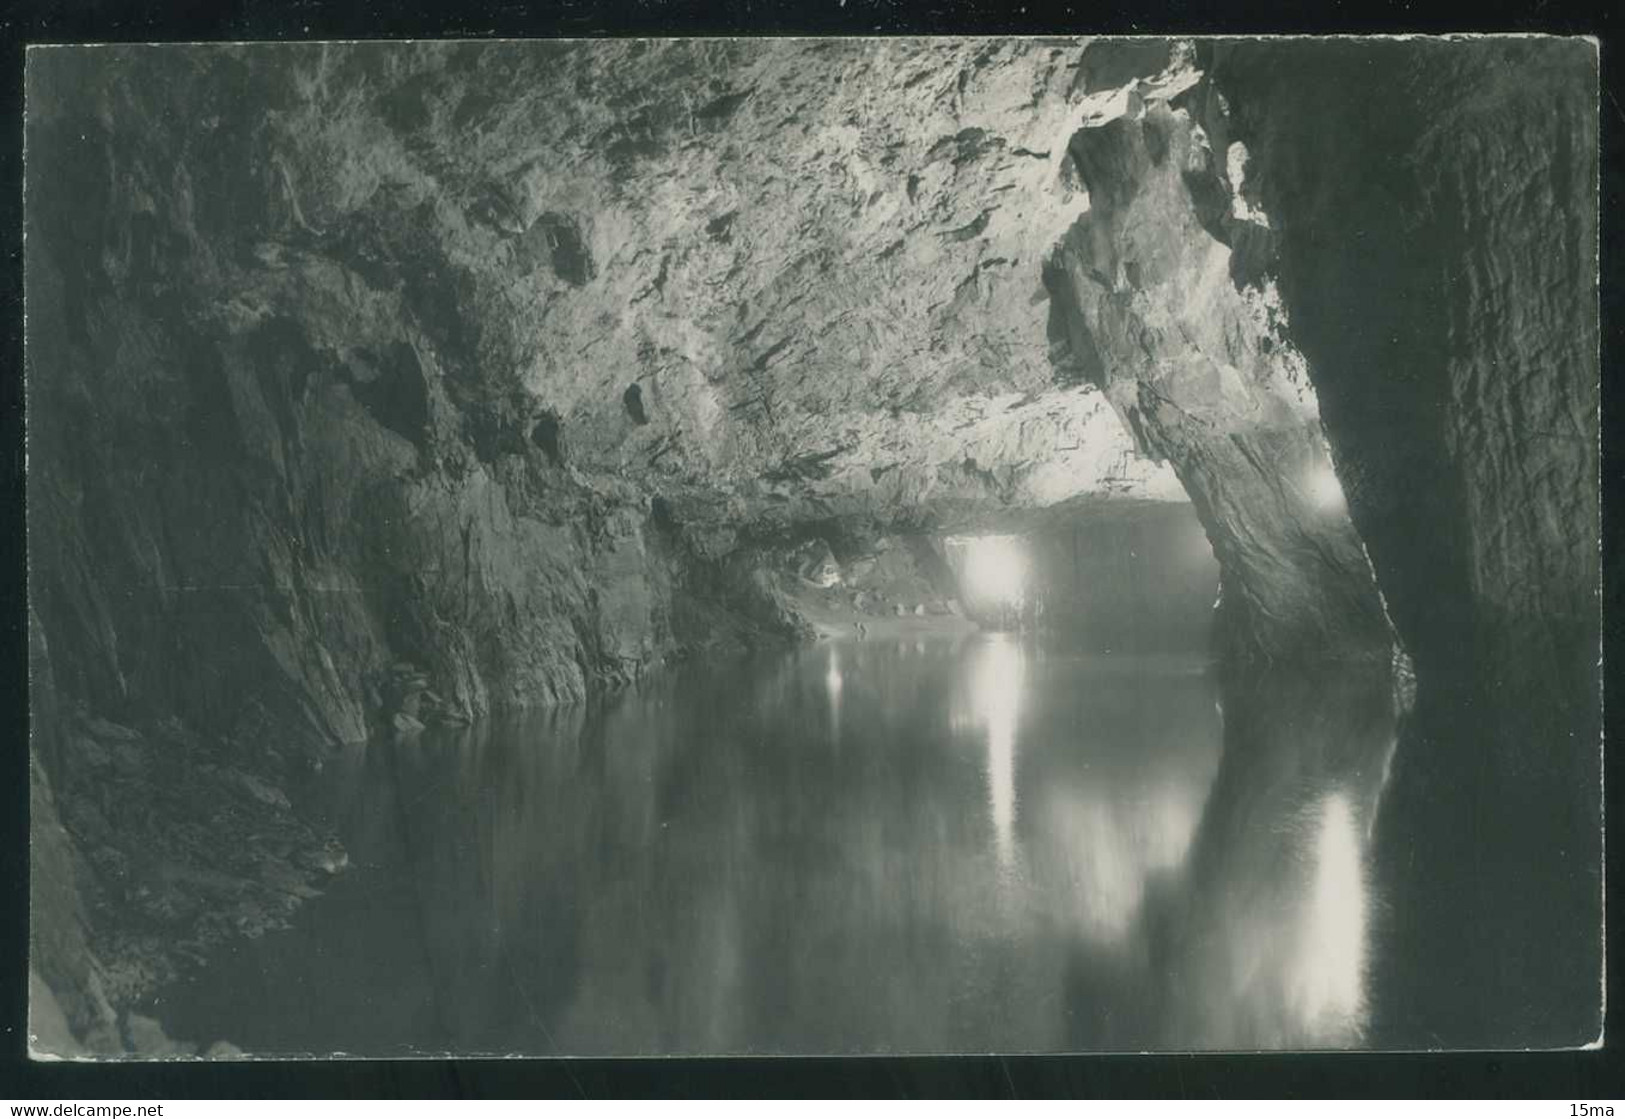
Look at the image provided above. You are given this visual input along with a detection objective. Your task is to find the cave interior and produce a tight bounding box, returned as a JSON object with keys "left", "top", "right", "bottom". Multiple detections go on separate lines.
{"left": 23, "top": 35, "right": 1601, "bottom": 1056}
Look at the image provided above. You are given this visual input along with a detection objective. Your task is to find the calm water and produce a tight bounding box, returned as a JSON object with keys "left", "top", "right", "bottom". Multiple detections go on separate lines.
{"left": 157, "top": 634, "right": 1405, "bottom": 1055}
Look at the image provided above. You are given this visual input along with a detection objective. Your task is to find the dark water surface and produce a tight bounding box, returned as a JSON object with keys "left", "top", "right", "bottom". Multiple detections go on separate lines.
{"left": 158, "top": 634, "right": 1411, "bottom": 1055}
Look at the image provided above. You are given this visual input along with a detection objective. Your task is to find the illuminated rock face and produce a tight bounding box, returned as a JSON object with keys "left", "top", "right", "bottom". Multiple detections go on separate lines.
{"left": 23, "top": 39, "right": 1187, "bottom": 756}
{"left": 1042, "top": 44, "right": 1395, "bottom": 661}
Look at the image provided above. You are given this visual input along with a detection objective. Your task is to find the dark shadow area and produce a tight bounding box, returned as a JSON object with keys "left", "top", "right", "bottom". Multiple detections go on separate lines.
{"left": 1030, "top": 505, "right": 1219, "bottom": 653}
{"left": 1369, "top": 646, "right": 1605, "bottom": 1048}
{"left": 624, "top": 382, "right": 649, "bottom": 425}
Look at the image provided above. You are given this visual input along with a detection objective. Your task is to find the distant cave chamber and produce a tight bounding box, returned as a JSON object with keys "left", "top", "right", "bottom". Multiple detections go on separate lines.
{"left": 940, "top": 505, "right": 1221, "bottom": 651}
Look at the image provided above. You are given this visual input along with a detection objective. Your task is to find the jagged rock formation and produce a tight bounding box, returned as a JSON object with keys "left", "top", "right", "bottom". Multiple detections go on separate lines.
{"left": 1042, "top": 45, "right": 1394, "bottom": 661}
{"left": 25, "top": 40, "right": 1187, "bottom": 753}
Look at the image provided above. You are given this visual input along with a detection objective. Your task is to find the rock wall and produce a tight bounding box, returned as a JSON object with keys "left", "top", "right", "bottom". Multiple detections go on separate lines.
{"left": 24, "top": 52, "right": 677, "bottom": 751}
{"left": 1042, "top": 44, "right": 1396, "bottom": 662}
{"left": 1207, "top": 37, "right": 1602, "bottom": 1045}
{"left": 25, "top": 40, "right": 1185, "bottom": 761}
{"left": 1210, "top": 38, "right": 1601, "bottom": 686}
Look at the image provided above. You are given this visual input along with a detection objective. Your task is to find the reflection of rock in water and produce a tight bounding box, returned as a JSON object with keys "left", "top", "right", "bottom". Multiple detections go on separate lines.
{"left": 1019, "top": 654, "right": 1223, "bottom": 953}
{"left": 1060, "top": 661, "right": 1399, "bottom": 1051}
{"left": 1159, "top": 663, "right": 1398, "bottom": 1050}
{"left": 962, "top": 635, "right": 1025, "bottom": 872}
{"left": 157, "top": 641, "right": 1417, "bottom": 1055}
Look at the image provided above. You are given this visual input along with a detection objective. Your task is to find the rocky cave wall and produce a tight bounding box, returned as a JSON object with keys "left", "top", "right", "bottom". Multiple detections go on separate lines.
{"left": 1054, "top": 37, "right": 1601, "bottom": 1041}
{"left": 26, "top": 41, "right": 1195, "bottom": 763}
{"left": 25, "top": 40, "right": 1195, "bottom": 1048}
{"left": 1208, "top": 37, "right": 1601, "bottom": 713}
{"left": 1206, "top": 38, "right": 1602, "bottom": 1044}
{"left": 1042, "top": 45, "right": 1397, "bottom": 662}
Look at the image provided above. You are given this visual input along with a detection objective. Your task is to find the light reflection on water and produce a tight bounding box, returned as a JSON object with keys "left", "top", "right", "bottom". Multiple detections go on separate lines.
{"left": 157, "top": 635, "right": 1398, "bottom": 1056}
{"left": 959, "top": 634, "right": 1024, "bottom": 873}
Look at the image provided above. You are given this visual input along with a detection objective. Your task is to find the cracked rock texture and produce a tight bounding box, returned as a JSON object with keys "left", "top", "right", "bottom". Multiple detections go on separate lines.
{"left": 1043, "top": 44, "right": 1395, "bottom": 661}
{"left": 25, "top": 40, "right": 1185, "bottom": 759}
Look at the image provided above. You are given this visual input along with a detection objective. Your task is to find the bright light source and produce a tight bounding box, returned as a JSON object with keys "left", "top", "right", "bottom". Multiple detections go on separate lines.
{"left": 1305, "top": 461, "right": 1349, "bottom": 516}
{"left": 954, "top": 534, "right": 1028, "bottom": 607}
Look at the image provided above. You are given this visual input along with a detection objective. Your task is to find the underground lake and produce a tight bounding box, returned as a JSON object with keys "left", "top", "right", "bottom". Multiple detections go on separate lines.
{"left": 24, "top": 34, "right": 1601, "bottom": 1060}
